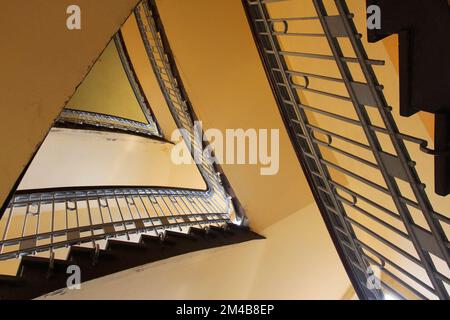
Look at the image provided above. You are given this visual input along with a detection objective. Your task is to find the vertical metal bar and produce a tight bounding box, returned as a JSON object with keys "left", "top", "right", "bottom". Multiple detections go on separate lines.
{"left": 34, "top": 194, "right": 42, "bottom": 242}
{"left": 21, "top": 202, "right": 30, "bottom": 238}
{"left": 0, "top": 206, "right": 14, "bottom": 251}
{"left": 74, "top": 193, "right": 80, "bottom": 230}
{"left": 148, "top": 193, "right": 163, "bottom": 219}
{"left": 113, "top": 191, "right": 130, "bottom": 240}
{"left": 50, "top": 193, "right": 55, "bottom": 251}
{"left": 95, "top": 190, "right": 105, "bottom": 225}
{"left": 178, "top": 193, "right": 203, "bottom": 229}
{"left": 195, "top": 195, "right": 220, "bottom": 227}
{"left": 159, "top": 194, "right": 182, "bottom": 231}
{"left": 85, "top": 193, "right": 96, "bottom": 248}
{"left": 101, "top": 191, "right": 114, "bottom": 224}
{"left": 137, "top": 192, "right": 157, "bottom": 234}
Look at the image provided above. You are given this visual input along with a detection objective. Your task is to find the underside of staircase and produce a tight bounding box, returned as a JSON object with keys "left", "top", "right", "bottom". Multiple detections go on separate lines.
{"left": 0, "top": 223, "right": 263, "bottom": 300}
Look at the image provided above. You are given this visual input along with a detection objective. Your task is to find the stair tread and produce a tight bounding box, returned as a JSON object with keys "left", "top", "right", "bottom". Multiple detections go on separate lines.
{"left": 106, "top": 239, "right": 148, "bottom": 250}
{"left": 208, "top": 225, "right": 235, "bottom": 235}
{"left": 226, "top": 222, "right": 250, "bottom": 231}
{"left": 140, "top": 234, "right": 175, "bottom": 245}
{"left": 0, "top": 274, "right": 19, "bottom": 282}
{"left": 189, "top": 227, "right": 208, "bottom": 237}
{"left": 140, "top": 234, "right": 161, "bottom": 242}
{"left": 165, "top": 230, "right": 197, "bottom": 241}
{"left": 69, "top": 246, "right": 96, "bottom": 254}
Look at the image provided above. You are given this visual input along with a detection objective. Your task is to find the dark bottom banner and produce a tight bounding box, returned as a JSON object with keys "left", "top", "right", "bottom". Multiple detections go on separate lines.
{"left": 0, "top": 300, "right": 444, "bottom": 318}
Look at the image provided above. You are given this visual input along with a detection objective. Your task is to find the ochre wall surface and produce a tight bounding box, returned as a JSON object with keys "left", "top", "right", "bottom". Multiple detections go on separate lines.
{"left": 18, "top": 128, "right": 206, "bottom": 190}
{"left": 66, "top": 41, "right": 148, "bottom": 123}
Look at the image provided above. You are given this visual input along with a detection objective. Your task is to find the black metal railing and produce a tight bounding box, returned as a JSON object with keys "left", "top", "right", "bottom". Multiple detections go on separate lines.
{"left": 0, "top": 187, "right": 230, "bottom": 261}
{"left": 244, "top": 0, "right": 449, "bottom": 300}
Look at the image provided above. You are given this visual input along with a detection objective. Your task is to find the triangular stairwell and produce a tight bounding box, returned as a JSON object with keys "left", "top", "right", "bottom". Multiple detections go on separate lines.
{"left": 0, "top": 0, "right": 261, "bottom": 300}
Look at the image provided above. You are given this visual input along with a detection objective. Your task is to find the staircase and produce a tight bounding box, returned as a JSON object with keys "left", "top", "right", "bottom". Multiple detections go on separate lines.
{"left": 0, "top": 223, "right": 262, "bottom": 300}
{"left": 0, "top": 0, "right": 258, "bottom": 299}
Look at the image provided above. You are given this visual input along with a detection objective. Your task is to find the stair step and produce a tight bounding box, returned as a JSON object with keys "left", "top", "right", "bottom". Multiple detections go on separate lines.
{"left": 67, "top": 245, "right": 114, "bottom": 265}
{"left": 0, "top": 224, "right": 264, "bottom": 300}
{"left": 67, "top": 246, "right": 95, "bottom": 263}
{"left": 208, "top": 225, "right": 235, "bottom": 236}
{"left": 0, "top": 274, "right": 20, "bottom": 284}
{"left": 106, "top": 239, "right": 148, "bottom": 251}
{"left": 141, "top": 234, "right": 164, "bottom": 245}
{"left": 20, "top": 256, "right": 71, "bottom": 273}
{"left": 140, "top": 234, "right": 174, "bottom": 246}
{"left": 69, "top": 245, "right": 95, "bottom": 256}
{"left": 188, "top": 227, "right": 208, "bottom": 238}
{"left": 226, "top": 222, "right": 250, "bottom": 232}
{"left": 165, "top": 230, "right": 197, "bottom": 242}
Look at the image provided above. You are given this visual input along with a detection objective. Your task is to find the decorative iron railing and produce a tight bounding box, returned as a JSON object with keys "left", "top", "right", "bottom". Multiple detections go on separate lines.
{"left": 244, "top": 0, "right": 449, "bottom": 300}
{"left": 57, "top": 108, "right": 159, "bottom": 137}
{"left": 0, "top": 187, "right": 230, "bottom": 261}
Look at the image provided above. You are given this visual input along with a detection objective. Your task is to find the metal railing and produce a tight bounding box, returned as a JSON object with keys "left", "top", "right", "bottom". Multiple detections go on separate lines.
{"left": 57, "top": 108, "right": 159, "bottom": 137}
{"left": 134, "top": 0, "right": 233, "bottom": 215}
{"left": 244, "top": 0, "right": 449, "bottom": 300}
{"left": 0, "top": 187, "right": 230, "bottom": 261}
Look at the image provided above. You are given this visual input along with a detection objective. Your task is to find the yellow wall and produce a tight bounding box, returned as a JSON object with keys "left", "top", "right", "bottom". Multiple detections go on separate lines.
{"left": 67, "top": 41, "right": 148, "bottom": 123}
{"left": 18, "top": 128, "right": 206, "bottom": 190}
{"left": 0, "top": 0, "right": 140, "bottom": 209}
